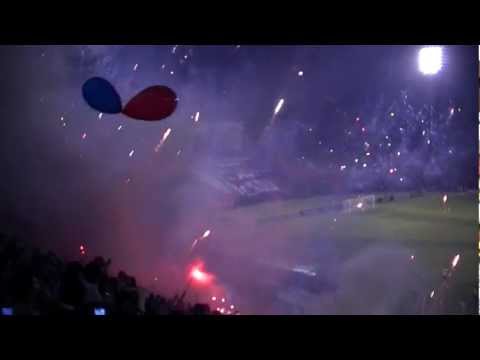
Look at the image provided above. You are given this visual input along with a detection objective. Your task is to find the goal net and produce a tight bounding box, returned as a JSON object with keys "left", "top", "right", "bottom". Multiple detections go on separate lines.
{"left": 342, "top": 194, "right": 376, "bottom": 213}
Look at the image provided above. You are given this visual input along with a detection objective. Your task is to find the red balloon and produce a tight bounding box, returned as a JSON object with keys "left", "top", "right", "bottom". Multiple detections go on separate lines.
{"left": 122, "top": 86, "right": 178, "bottom": 121}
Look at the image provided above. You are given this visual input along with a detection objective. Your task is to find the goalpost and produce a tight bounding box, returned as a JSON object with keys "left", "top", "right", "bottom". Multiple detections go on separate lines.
{"left": 342, "top": 194, "right": 376, "bottom": 213}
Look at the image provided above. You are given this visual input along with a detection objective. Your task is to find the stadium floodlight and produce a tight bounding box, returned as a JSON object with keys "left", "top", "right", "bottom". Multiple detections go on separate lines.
{"left": 418, "top": 46, "right": 443, "bottom": 75}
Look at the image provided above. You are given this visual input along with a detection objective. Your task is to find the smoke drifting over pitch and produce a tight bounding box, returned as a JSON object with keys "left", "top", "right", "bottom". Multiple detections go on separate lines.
{"left": 0, "top": 45, "right": 476, "bottom": 314}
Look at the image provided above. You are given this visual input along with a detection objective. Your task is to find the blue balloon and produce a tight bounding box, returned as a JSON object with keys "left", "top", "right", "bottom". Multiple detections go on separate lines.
{"left": 82, "top": 77, "right": 122, "bottom": 114}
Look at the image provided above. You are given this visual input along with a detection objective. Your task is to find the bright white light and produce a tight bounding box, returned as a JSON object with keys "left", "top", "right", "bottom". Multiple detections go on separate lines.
{"left": 418, "top": 47, "right": 443, "bottom": 75}
{"left": 274, "top": 98, "right": 285, "bottom": 115}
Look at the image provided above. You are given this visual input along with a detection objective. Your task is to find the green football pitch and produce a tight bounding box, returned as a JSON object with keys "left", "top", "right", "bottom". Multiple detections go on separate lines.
{"left": 211, "top": 192, "right": 477, "bottom": 314}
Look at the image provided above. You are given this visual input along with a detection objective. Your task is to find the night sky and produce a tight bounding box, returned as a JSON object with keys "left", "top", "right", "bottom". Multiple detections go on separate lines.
{"left": 0, "top": 45, "right": 477, "bottom": 299}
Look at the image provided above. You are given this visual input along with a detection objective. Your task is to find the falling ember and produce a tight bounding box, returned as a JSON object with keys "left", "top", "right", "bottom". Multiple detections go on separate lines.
{"left": 82, "top": 133, "right": 87, "bottom": 140}
{"left": 191, "top": 229, "right": 211, "bottom": 251}
{"left": 362, "top": 163, "right": 367, "bottom": 168}
{"left": 354, "top": 158, "right": 359, "bottom": 163}
{"left": 361, "top": 127, "right": 366, "bottom": 132}
{"left": 211, "top": 296, "right": 217, "bottom": 302}
{"left": 117, "top": 125, "right": 123, "bottom": 131}
{"left": 442, "top": 194, "right": 448, "bottom": 204}
{"left": 155, "top": 128, "right": 172, "bottom": 152}
{"left": 230, "top": 305, "right": 235, "bottom": 310}
{"left": 410, "top": 255, "right": 415, "bottom": 261}
{"left": 274, "top": 98, "right": 285, "bottom": 116}
{"left": 133, "top": 63, "right": 138, "bottom": 71}
{"left": 390, "top": 112, "right": 395, "bottom": 117}
{"left": 221, "top": 298, "right": 226, "bottom": 303}
{"left": 98, "top": 113, "right": 103, "bottom": 120}
{"left": 451, "top": 254, "right": 460, "bottom": 268}
{"left": 389, "top": 168, "right": 394, "bottom": 174}
{"left": 356, "top": 202, "right": 363, "bottom": 209}
{"left": 297, "top": 70, "right": 304, "bottom": 77}
{"left": 191, "top": 239, "right": 199, "bottom": 250}
{"left": 430, "top": 290, "right": 435, "bottom": 299}
{"left": 129, "top": 150, "right": 135, "bottom": 158}
{"left": 194, "top": 111, "right": 200, "bottom": 122}
{"left": 340, "top": 165, "right": 347, "bottom": 171}
{"left": 170, "top": 70, "right": 174, "bottom": 75}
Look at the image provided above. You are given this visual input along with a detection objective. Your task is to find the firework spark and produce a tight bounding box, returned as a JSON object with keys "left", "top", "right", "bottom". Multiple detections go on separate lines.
{"left": 451, "top": 254, "right": 460, "bottom": 268}
{"left": 191, "top": 229, "right": 211, "bottom": 251}
{"left": 274, "top": 98, "right": 285, "bottom": 116}
{"left": 155, "top": 128, "right": 172, "bottom": 152}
